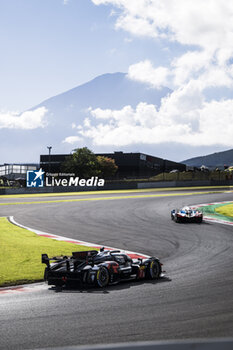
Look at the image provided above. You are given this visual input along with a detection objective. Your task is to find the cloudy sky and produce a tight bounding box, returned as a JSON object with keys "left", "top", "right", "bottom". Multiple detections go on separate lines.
{"left": 1, "top": 0, "right": 233, "bottom": 162}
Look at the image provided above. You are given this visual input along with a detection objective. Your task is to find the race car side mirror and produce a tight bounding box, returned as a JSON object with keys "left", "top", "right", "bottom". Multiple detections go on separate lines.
{"left": 100, "top": 247, "right": 105, "bottom": 252}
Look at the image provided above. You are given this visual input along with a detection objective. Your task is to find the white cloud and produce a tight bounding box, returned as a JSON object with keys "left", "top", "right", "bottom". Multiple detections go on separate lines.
{"left": 171, "top": 51, "right": 211, "bottom": 87}
{"left": 128, "top": 60, "right": 169, "bottom": 89}
{"left": 0, "top": 107, "right": 48, "bottom": 130}
{"left": 127, "top": 53, "right": 233, "bottom": 92}
{"left": 62, "top": 135, "right": 83, "bottom": 144}
{"left": 92, "top": 1, "right": 233, "bottom": 52}
{"left": 92, "top": 0, "right": 233, "bottom": 91}
{"left": 76, "top": 94, "right": 233, "bottom": 147}
{"left": 89, "top": 0, "right": 233, "bottom": 150}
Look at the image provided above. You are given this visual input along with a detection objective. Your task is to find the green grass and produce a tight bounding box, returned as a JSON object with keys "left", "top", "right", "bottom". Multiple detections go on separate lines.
{"left": 200, "top": 202, "right": 233, "bottom": 223}
{"left": 215, "top": 203, "right": 233, "bottom": 218}
{"left": 0, "top": 217, "right": 93, "bottom": 287}
{"left": 149, "top": 170, "right": 229, "bottom": 182}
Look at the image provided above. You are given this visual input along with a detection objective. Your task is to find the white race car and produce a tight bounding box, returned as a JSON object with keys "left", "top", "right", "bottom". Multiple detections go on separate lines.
{"left": 171, "top": 206, "right": 203, "bottom": 223}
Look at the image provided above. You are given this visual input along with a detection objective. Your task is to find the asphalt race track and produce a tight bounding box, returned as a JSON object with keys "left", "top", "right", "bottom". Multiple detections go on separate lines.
{"left": 1, "top": 188, "right": 233, "bottom": 349}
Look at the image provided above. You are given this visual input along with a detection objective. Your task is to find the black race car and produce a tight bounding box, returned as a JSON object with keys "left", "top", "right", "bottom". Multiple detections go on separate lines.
{"left": 42, "top": 248, "right": 163, "bottom": 288}
{"left": 171, "top": 206, "right": 203, "bottom": 223}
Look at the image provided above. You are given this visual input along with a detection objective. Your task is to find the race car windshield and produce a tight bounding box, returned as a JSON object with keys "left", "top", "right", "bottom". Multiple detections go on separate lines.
{"left": 114, "top": 255, "right": 125, "bottom": 264}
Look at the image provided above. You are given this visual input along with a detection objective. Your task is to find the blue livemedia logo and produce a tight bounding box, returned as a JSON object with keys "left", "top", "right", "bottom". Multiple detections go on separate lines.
{"left": 26, "top": 169, "right": 45, "bottom": 188}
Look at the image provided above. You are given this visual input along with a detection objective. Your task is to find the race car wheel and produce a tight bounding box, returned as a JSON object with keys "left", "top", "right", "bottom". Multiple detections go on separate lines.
{"left": 147, "top": 259, "right": 161, "bottom": 279}
{"left": 96, "top": 267, "right": 110, "bottom": 288}
{"left": 44, "top": 267, "right": 48, "bottom": 281}
{"left": 175, "top": 216, "right": 180, "bottom": 223}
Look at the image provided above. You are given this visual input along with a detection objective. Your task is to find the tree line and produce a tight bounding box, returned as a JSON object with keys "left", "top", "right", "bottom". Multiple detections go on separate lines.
{"left": 62, "top": 147, "right": 118, "bottom": 179}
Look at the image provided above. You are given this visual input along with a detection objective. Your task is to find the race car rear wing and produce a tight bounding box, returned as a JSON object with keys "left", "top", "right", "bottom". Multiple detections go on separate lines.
{"left": 41, "top": 250, "right": 99, "bottom": 267}
{"left": 41, "top": 253, "right": 60, "bottom": 267}
{"left": 42, "top": 253, "right": 49, "bottom": 266}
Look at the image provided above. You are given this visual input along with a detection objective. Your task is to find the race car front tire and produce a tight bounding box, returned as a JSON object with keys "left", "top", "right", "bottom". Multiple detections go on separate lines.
{"left": 96, "top": 266, "right": 110, "bottom": 288}
{"left": 147, "top": 259, "right": 161, "bottom": 279}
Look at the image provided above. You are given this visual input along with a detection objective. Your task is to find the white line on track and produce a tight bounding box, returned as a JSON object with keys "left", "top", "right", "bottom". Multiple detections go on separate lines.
{"left": 0, "top": 283, "right": 48, "bottom": 295}
{"left": 9, "top": 216, "right": 150, "bottom": 259}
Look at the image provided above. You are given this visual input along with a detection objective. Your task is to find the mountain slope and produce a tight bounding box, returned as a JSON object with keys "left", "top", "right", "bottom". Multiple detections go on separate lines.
{"left": 2, "top": 72, "right": 226, "bottom": 164}
{"left": 34, "top": 72, "right": 171, "bottom": 122}
{"left": 183, "top": 148, "right": 233, "bottom": 168}
{"left": 1, "top": 72, "right": 172, "bottom": 164}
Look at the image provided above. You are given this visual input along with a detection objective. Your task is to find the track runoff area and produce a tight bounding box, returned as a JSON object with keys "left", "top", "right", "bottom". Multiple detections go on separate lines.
{"left": 0, "top": 185, "right": 233, "bottom": 293}
{"left": 0, "top": 185, "right": 233, "bottom": 292}
{"left": 1, "top": 185, "right": 233, "bottom": 350}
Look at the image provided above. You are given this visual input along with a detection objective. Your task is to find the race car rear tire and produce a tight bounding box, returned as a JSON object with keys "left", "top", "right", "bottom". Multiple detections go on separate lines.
{"left": 96, "top": 267, "right": 110, "bottom": 288}
{"left": 44, "top": 267, "right": 48, "bottom": 281}
{"left": 147, "top": 259, "right": 161, "bottom": 279}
